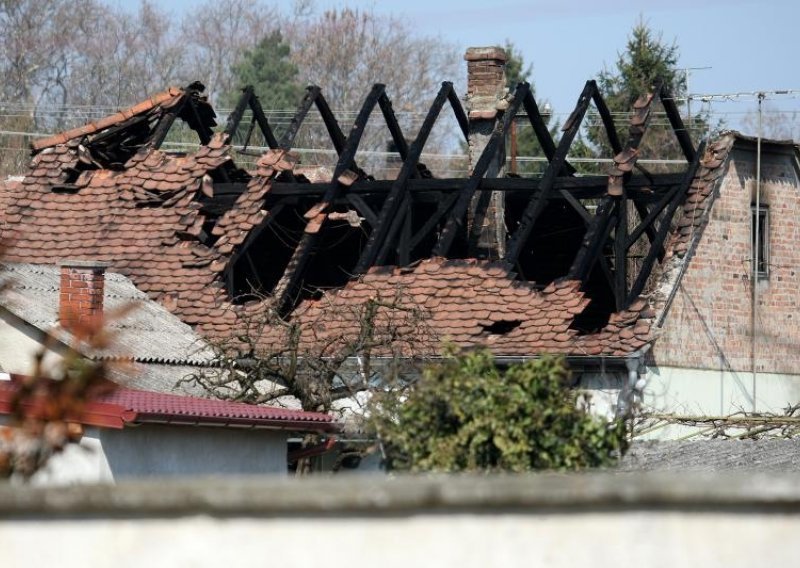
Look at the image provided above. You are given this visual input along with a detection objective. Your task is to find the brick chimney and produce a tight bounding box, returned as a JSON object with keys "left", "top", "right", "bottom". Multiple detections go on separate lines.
{"left": 465, "top": 46, "right": 508, "bottom": 259}
{"left": 59, "top": 260, "right": 109, "bottom": 332}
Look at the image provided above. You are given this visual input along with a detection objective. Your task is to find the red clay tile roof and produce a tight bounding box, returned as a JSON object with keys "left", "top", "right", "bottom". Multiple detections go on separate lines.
{"left": 30, "top": 87, "right": 185, "bottom": 151}
{"left": 0, "top": 130, "right": 661, "bottom": 358}
{"left": 665, "top": 134, "right": 735, "bottom": 259}
{"left": 278, "top": 258, "right": 653, "bottom": 357}
{"left": 1, "top": 134, "right": 250, "bottom": 338}
{"left": 0, "top": 88, "right": 736, "bottom": 361}
{"left": 0, "top": 378, "right": 338, "bottom": 432}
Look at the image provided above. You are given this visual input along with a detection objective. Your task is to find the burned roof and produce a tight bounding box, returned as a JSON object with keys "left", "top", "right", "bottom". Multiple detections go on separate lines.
{"left": 0, "top": 80, "right": 734, "bottom": 360}
{"left": 287, "top": 258, "right": 652, "bottom": 357}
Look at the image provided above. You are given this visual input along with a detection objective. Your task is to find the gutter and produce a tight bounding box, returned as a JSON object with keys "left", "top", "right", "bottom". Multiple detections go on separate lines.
{"left": 127, "top": 412, "right": 341, "bottom": 434}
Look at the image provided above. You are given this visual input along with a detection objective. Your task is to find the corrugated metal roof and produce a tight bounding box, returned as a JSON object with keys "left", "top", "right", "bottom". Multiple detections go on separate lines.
{"left": 0, "top": 262, "right": 217, "bottom": 366}
{"left": 619, "top": 440, "right": 800, "bottom": 473}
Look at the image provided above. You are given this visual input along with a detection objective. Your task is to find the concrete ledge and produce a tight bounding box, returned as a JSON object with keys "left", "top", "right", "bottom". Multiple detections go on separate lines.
{"left": 3, "top": 473, "right": 800, "bottom": 518}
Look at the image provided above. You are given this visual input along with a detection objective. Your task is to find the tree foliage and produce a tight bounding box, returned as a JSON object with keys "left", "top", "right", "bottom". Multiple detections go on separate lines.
{"left": 284, "top": 8, "right": 460, "bottom": 174}
{"left": 583, "top": 20, "right": 696, "bottom": 168}
{"left": 0, "top": 1, "right": 460, "bottom": 178}
{"left": 225, "top": 30, "right": 303, "bottom": 113}
{"left": 185, "top": 288, "right": 435, "bottom": 414}
{"left": 598, "top": 20, "right": 685, "bottom": 112}
{"left": 504, "top": 41, "right": 555, "bottom": 176}
{"left": 373, "top": 350, "right": 628, "bottom": 472}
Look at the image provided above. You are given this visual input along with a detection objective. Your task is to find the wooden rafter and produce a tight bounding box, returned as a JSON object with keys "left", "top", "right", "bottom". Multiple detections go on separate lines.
{"left": 209, "top": 77, "right": 703, "bottom": 315}
{"left": 503, "top": 81, "right": 597, "bottom": 265}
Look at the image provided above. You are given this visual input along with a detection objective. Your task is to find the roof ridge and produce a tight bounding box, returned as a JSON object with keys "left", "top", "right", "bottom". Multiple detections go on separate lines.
{"left": 31, "top": 87, "right": 185, "bottom": 151}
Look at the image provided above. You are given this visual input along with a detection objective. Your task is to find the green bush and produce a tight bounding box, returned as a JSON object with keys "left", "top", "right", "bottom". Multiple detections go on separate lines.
{"left": 373, "top": 350, "right": 628, "bottom": 472}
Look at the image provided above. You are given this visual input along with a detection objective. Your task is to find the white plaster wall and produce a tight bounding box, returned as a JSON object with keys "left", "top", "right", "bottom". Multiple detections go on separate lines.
{"left": 99, "top": 425, "right": 288, "bottom": 478}
{"left": 645, "top": 366, "right": 800, "bottom": 415}
{"left": 30, "top": 427, "right": 114, "bottom": 486}
{"left": 576, "top": 372, "right": 626, "bottom": 418}
{"left": 0, "top": 315, "right": 63, "bottom": 375}
{"left": 2, "top": 511, "right": 799, "bottom": 568}
{"left": 641, "top": 366, "right": 800, "bottom": 439}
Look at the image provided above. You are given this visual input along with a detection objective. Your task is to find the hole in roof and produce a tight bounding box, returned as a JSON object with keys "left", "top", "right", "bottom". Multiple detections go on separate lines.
{"left": 481, "top": 320, "right": 522, "bottom": 335}
{"left": 506, "top": 200, "right": 585, "bottom": 286}
{"left": 569, "top": 265, "right": 613, "bottom": 335}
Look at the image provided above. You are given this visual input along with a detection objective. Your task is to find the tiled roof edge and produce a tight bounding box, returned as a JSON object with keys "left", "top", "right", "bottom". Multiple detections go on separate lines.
{"left": 651, "top": 134, "right": 736, "bottom": 329}
{"left": 31, "top": 87, "right": 185, "bottom": 151}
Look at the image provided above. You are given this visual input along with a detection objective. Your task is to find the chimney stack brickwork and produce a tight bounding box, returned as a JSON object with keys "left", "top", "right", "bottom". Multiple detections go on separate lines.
{"left": 465, "top": 46, "right": 508, "bottom": 259}
{"left": 59, "top": 260, "right": 109, "bottom": 332}
{"left": 465, "top": 46, "right": 508, "bottom": 118}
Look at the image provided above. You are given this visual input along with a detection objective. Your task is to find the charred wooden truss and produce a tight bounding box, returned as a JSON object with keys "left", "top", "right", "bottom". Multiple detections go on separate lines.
{"left": 215, "top": 79, "right": 699, "bottom": 327}
{"left": 80, "top": 80, "right": 699, "bottom": 329}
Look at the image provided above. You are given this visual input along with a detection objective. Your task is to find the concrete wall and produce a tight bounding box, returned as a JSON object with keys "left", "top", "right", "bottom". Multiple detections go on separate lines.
{"left": 1, "top": 474, "right": 799, "bottom": 568}
{"left": 31, "top": 428, "right": 113, "bottom": 486}
{"left": 641, "top": 366, "right": 800, "bottom": 437}
{"left": 29, "top": 424, "right": 288, "bottom": 485}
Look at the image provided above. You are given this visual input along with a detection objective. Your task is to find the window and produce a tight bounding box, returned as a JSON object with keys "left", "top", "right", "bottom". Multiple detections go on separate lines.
{"left": 751, "top": 205, "right": 769, "bottom": 279}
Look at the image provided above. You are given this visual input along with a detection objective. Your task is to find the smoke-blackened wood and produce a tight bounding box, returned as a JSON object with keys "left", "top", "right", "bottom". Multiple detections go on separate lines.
{"left": 626, "top": 141, "right": 705, "bottom": 303}
{"left": 345, "top": 194, "right": 378, "bottom": 227}
{"left": 268, "top": 174, "right": 683, "bottom": 197}
{"left": 503, "top": 81, "right": 597, "bottom": 265}
{"left": 279, "top": 86, "right": 320, "bottom": 149}
{"left": 660, "top": 86, "right": 696, "bottom": 162}
{"left": 248, "top": 92, "right": 280, "bottom": 150}
{"left": 224, "top": 86, "right": 255, "bottom": 138}
{"left": 447, "top": 86, "right": 470, "bottom": 141}
{"left": 434, "top": 83, "right": 533, "bottom": 257}
{"left": 614, "top": 196, "right": 628, "bottom": 310}
{"left": 355, "top": 82, "right": 458, "bottom": 273}
{"left": 567, "top": 195, "right": 616, "bottom": 282}
{"left": 148, "top": 96, "right": 187, "bottom": 149}
{"left": 272, "top": 84, "right": 387, "bottom": 313}
{"left": 591, "top": 89, "right": 623, "bottom": 155}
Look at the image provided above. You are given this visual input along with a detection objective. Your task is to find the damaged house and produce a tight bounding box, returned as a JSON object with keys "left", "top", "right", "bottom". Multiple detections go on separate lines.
{"left": 0, "top": 46, "right": 798, "bottom": 438}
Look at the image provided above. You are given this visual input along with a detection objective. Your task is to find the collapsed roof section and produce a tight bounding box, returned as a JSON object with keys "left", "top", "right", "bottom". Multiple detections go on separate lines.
{"left": 0, "top": 79, "right": 733, "bottom": 357}
{"left": 31, "top": 83, "right": 218, "bottom": 171}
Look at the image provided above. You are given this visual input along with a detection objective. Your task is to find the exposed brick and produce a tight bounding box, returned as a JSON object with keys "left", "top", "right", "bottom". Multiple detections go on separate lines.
{"left": 653, "top": 139, "right": 800, "bottom": 374}
{"left": 58, "top": 260, "right": 109, "bottom": 332}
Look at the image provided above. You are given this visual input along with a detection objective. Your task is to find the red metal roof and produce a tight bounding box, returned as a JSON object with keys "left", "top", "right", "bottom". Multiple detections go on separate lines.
{"left": 0, "top": 378, "right": 338, "bottom": 433}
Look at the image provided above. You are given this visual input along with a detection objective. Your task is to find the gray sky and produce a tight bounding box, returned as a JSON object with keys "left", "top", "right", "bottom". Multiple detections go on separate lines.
{"left": 134, "top": 0, "right": 800, "bottom": 131}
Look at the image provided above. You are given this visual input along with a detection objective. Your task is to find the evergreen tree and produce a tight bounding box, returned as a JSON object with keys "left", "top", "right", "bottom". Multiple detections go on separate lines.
{"left": 225, "top": 30, "right": 303, "bottom": 132}
{"left": 504, "top": 41, "right": 557, "bottom": 176}
{"left": 584, "top": 20, "right": 698, "bottom": 168}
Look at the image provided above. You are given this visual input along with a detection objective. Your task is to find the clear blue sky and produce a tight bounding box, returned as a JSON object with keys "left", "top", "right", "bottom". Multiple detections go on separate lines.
{"left": 125, "top": 0, "right": 800, "bottom": 129}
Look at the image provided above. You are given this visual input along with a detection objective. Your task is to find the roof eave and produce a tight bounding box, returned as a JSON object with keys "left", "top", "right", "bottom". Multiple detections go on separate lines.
{"left": 126, "top": 412, "right": 341, "bottom": 433}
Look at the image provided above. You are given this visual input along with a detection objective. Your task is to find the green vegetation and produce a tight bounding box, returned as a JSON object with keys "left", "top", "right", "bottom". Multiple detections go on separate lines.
{"left": 504, "top": 41, "right": 558, "bottom": 176}
{"left": 578, "top": 20, "right": 704, "bottom": 167}
{"left": 373, "top": 349, "right": 628, "bottom": 472}
{"left": 225, "top": 30, "right": 304, "bottom": 113}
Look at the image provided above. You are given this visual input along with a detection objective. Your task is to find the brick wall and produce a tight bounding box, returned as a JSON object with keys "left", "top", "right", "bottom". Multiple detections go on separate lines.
{"left": 653, "top": 142, "right": 800, "bottom": 374}
{"left": 59, "top": 260, "right": 108, "bottom": 332}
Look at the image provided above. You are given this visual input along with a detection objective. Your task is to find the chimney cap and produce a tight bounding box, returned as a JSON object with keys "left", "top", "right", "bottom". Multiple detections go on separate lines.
{"left": 58, "top": 259, "right": 111, "bottom": 270}
{"left": 465, "top": 46, "right": 507, "bottom": 63}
